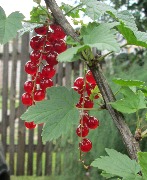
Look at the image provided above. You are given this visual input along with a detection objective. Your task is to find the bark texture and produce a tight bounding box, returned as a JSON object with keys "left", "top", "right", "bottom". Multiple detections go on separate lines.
{"left": 44, "top": 0, "right": 141, "bottom": 160}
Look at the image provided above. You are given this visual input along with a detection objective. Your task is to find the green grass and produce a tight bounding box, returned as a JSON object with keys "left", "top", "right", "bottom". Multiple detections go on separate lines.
{"left": 11, "top": 176, "right": 59, "bottom": 180}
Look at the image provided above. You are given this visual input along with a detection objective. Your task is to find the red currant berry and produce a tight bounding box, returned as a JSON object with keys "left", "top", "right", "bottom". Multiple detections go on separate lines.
{"left": 21, "top": 92, "right": 33, "bottom": 106}
{"left": 24, "top": 81, "right": 34, "bottom": 93}
{"left": 44, "top": 44, "right": 54, "bottom": 53}
{"left": 76, "top": 124, "right": 89, "bottom": 137}
{"left": 86, "top": 70, "right": 96, "bottom": 84}
{"left": 87, "top": 116, "right": 99, "bottom": 129}
{"left": 30, "top": 51, "right": 41, "bottom": 64}
{"left": 84, "top": 96, "right": 94, "bottom": 108}
{"left": 25, "top": 121, "right": 36, "bottom": 129}
{"left": 50, "top": 24, "right": 66, "bottom": 39}
{"left": 46, "top": 52, "right": 58, "bottom": 66}
{"left": 74, "top": 77, "right": 84, "bottom": 93}
{"left": 34, "top": 90, "right": 45, "bottom": 101}
{"left": 34, "top": 26, "right": 48, "bottom": 35}
{"left": 79, "top": 113, "right": 89, "bottom": 125}
{"left": 79, "top": 138, "right": 92, "bottom": 152}
{"left": 47, "top": 32, "right": 57, "bottom": 43}
{"left": 25, "top": 61, "right": 38, "bottom": 75}
{"left": 42, "top": 65, "right": 56, "bottom": 78}
{"left": 53, "top": 39, "right": 67, "bottom": 54}
{"left": 30, "top": 36, "right": 45, "bottom": 50}
{"left": 40, "top": 78, "right": 53, "bottom": 90}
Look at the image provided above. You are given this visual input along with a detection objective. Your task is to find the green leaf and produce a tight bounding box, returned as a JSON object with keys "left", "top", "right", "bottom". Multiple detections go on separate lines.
{"left": 57, "top": 45, "right": 89, "bottom": 62}
{"left": 110, "top": 87, "right": 147, "bottom": 114}
{"left": 18, "top": 23, "right": 42, "bottom": 36}
{"left": 108, "top": 10, "right": 147, "bottom": 47}
{"left": 80, "top": 22, "right": 99, "bottom": 36}
{"left": 113, "top": 78, "right": 145, "bottom": 87}
{"left": 30, "top": 6, "right": 47, "bottom": 23}
{"left": 81, "top": 0, "right": 116, "bottom": 20}
{"left": 117, "top": 24, "right": 147, "bottom": 48}
{"left": 101, "top": 171, "right": 117, "bottom": 179}
{"left": 60, "top": 3, "right": 82, "bottom": 18}
{"left": 138, "top": 152, "right": 147, "bottom": 180}
{"left": 83, "top": 23, "right": 120, "bottom": 52}
{"left": 66, "top": 36, "right": 80, "bottom": 46}
{"left": 91, "top": 148, "right": 141, "bottom": 180}
{"left": 0, "top": 7, "right": 25, "bottom": 44}
{"left": 21, "top": 86, "right": 80, "bottom": 142}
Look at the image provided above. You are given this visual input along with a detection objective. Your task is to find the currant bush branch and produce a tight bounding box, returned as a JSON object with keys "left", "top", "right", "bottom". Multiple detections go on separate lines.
{"left": 44, "top": 0, "right": 141, "bottom": 161}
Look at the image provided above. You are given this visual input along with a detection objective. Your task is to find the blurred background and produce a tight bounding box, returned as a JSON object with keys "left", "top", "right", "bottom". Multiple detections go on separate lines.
{"left": 0, "top": 0, "right": 147, "bottom": 179}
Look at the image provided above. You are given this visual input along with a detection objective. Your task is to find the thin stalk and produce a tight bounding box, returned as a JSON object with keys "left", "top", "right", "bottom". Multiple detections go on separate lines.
{"left": 99, "top": 43, "right": 128, "bottom": 61}
{"left": 136, "top": 110, "right": 140, "bottom": 129}
{"left": 141, "top": 129, "right": 147, "bottom": 138}
{"left": 64, "top": 3, "right": 83, "bottom": 16}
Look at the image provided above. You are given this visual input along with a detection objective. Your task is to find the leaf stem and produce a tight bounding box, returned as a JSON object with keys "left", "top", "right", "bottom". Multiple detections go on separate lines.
{"left": 141, "top": 129, "right": 147, "bottom": 138}
{"left": 64, "top": 3, "right": 83, "bottom": 16}
{"left": 99, "top": 43, "right": 128, "bottom": 61}
{"left": 136, "top": 110, "right": 140, "bottom": 129}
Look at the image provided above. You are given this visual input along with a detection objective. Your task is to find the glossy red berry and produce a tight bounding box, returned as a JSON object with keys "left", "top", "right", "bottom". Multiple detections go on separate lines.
{"left": 87, "top": 116, "right": 99, "bottom": 129}
{"left": 74, "top": 77, "right": 84, "bottom": 94}
{"left": 46, "top": 52, "right": 58, "bottom": 66}
{"left": 21, "top": 92, "right": 33, "bottom": 106}
{"left": 53, "top": 39, "right": 67, "bottom": 54}
{"left": 76, "top": 124, "right": 89, "bottom": 137}
{"left": 25, "top": 121, "right": 36, "bottom": 129}
{"left": 30, "top": 51, "right": 41, "bottom": 64}
{"left": 30, "top": 36, "right": 45, "bottom": 50}
{"left": 50, "top": 24, "right": 66, "bottom": 39}
{"left": 80, "top": 113, "right": 89, "bottom": 125}
{"left": 34, "top": 90, "right": 45, "bottom": 101}
{"left": 25, "top": 61, "right": 38, "bottom": 75}
{"left": 34, "top": 26, "right": 48, "bottom": 35}
{"left": 86, "top": 70, "right": 96, "bottom": 84}
{"left": 44, "top": 44, "right": 54, "bottom": 53}
{"left": 42, "top": 65, "right": 56, "bottom": 78}
{"left": 84, "top": 96, "right": 94, "bottom": 108}
{"left": 24, "top": 81, "right": 34, "bottom": 93}
{"left": 79, "top": 138, "right": 92, "bottom": 152}
{"left": 40, "top": 78, "right": 53, "bottom": 90}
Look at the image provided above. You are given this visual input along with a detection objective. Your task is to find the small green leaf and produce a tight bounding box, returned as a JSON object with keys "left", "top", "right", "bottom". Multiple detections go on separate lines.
{"left": 0, "top": 7, "right": 25, "bottom": 44}
{"left": 30, "top": 6, "right": 47, "bottom": 23}
{"left": 138, "top": 152, "right": 147, "bottom": 180}
{"left": 89, "top": 85, "right": 100, "bottom": 101}
{"left": 57, "top": 45, "right": 90, "bottom": 62}
{"left": 91, "top": 148, "right": 141, "bottom": 179}
{"left": 66, "top": 36, "right": 80, "bottom": 46}
{"left": 21, "top": 86, "right": 80, "bottom": 142}
{"left": 110, "top": 87, "right": 147, "bottom": 114}
{"left": 113, "top": 78, "right": 145, "bottom": 87}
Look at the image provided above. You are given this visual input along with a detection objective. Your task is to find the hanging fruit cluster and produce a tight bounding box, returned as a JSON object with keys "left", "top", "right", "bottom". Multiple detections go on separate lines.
{"left": 73, "top": 70, "right": 100, "bottom": 153}
{"left": 21, "top": 24, "right": 67, "bottom": 129}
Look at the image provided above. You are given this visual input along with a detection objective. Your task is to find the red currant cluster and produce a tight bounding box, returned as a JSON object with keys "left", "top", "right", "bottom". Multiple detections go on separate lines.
{"left": 21, "top": 24, "right": 67, "bottom": 129}
{"left": 73, "top": 70, "right": 100, "bottom": 153}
